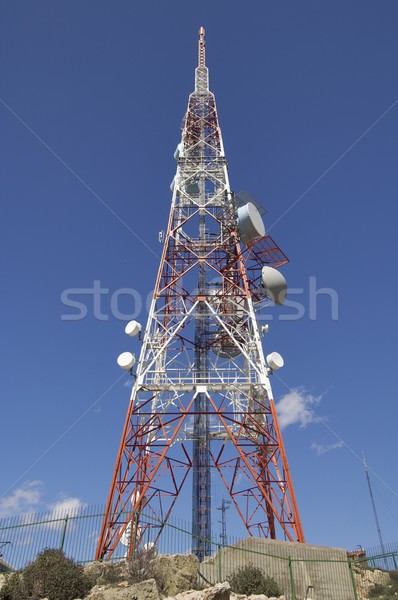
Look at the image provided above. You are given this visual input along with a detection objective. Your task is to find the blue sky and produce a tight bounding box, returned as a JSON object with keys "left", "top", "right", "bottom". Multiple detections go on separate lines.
{"left": 1, "top": 1, "right": 398, "bottom": 552}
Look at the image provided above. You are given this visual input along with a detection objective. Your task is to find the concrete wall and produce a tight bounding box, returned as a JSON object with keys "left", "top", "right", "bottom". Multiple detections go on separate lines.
{"left": 199, "top": 538, "right": 355, "bottom": 600}
{"left": 0, "top": 558, "right": 13, "bottom": 573}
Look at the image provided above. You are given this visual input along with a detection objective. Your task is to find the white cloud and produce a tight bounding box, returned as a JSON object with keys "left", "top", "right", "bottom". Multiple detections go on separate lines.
{"left": 0, "top": 485, "right": 87, "bottom": 531}
{"left": 311, "top": 441, "right": 344, "bottom": 456}
{"left": 0, "top": 481, "right": 43, "bottom": 518}
{"left": 49, "top": 497, "right": 87, "bottom": 515}
{"left": 46, "top": 497, "right": 87, "bottom": 530}
{"left": 275, "top": 388, "right": 321, "bottom": 429}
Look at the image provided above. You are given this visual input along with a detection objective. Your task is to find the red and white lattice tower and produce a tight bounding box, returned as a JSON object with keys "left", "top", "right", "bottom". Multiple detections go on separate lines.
{"left": 96, "top": 27, "right": 304, "bottom": 561}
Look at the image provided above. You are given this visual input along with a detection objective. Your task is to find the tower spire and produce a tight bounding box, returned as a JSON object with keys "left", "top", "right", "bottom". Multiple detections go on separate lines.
{"left": 198, "top": 26, "right": 206, "bottom": 67}
{"left": 195, "top": 26, "right": 209, "bottom": 92}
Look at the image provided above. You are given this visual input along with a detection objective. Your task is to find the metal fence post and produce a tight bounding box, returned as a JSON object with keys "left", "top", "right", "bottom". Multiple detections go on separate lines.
{"left": 218, "top": 545, "right": 222, "bottom": 582}
{"left": 348, "top": 560, "right": 359, "bottom": 600}
{"left": 59, "top": 515, "right": 69, "bottom": 551}
{"left": 288, "top": 558, "right": 296, "bottom": 600}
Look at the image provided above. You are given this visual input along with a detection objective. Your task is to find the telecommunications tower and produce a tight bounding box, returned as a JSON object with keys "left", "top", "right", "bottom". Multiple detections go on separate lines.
{"left": 96, "top": 27, "right": 304, "bottom": 562}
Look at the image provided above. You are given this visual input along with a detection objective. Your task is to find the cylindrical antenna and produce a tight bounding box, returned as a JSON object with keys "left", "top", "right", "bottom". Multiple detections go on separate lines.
{"left": 198, "top": 27, "right": 206, "bottom": 67}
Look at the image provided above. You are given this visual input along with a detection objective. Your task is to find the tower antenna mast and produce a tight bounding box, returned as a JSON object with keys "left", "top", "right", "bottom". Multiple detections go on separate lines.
{"left": 216, "top": 499, "right": 231, "bottom": 547}
{"left": 96, "top": 27, "right": 304, "bottom": 562}
{"left": 198, "top": 26, "right": 206, "bottom": 67}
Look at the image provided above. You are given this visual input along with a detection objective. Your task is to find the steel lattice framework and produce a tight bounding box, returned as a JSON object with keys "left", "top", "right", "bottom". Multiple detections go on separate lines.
{"left": 96, "top": 28, "right": 304, "bottom": 562}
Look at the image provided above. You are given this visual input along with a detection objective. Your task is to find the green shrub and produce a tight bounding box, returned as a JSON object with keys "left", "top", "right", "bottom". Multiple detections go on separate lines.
{"left": 389, "top": 570, "right": 398, "bottom": 583}
{"left": 369, "top": 583, "right": 386, "bottom": 597}
{"left": 0, "top": 573, "right": 25, "bottom": 600}
{"left": 0, "top": 549, "right": 92, "bottom": 600}
{"left": 229, "top": 563, "right": 281, "bottom": 597}
{"left": 126, "top": 546, "right": 166, "bottom": 593}
{"left": 367, "top": 574, "right": 398, "bottom": 599}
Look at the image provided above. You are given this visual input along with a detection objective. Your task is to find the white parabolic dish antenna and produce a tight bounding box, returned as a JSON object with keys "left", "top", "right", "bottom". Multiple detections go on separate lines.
{"left": 237, "top": 202, "right": 265, "bottom": 245}
{"left": 261, "top": 266, "right": 288, "bottom": 306}
{"left": 125, "top": 320, "right": 142, "bottom": 337}
{"left": 117, "top": 352, "right": 136, "bottom": 371}
{"left": 266, "top": 352, "right": 284, "bottom": 370}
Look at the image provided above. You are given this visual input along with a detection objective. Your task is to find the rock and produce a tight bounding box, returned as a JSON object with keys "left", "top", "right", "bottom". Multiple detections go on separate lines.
{"left": 155, "top": 554, "right": 199, "bottom": 596}
{"left": 180, "top": 592, "right": 203, "bottom": 600}
{"left": 84, "top": 562, "right": 104, "bottom": 584}
{"left": 248, "top": 595, "right": 268, "bottom": 600}
{"left": 169, "top": 591, "right": 202, "bottom": 600}
{"left": 163, "top": 583, "right": 230, "bottom": 600}
{"left": 131, "top": 579, "right": 161, "bottom": 600}
{"left": 84, "top": 554, "right": 199, "bottom": 597}
{"left": 363, "top": 569, "right": 390, "bottom": 586}
{"left": 87, "top": 577, "right": 160, "bottom": 600}
{"left": 353, "top": 566, "right": 392, "bottom": 598}
{"left": 84, "top": 561, "right": 131, "bottom": 586}
{"left": 0, "top": 575, "right": 6, "bottom": 592}
{"left": 203, "top": 582, "right": 230, "bottom": 600}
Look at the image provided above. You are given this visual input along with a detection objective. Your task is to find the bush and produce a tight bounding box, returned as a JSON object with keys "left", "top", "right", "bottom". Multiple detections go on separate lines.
{"left": 368, "top": 583, "right": 386, "bottom": 598}
{"left": 389, "top": 570, "right": 398, "bottom": 583}
{"left": 368, "top": 573, "right": 398, "bottom": 599}
{"left": 0, "top": 573, "right": 25, "bottom": 600}
{"left": 0, "top": 549, "right": 92, "bottom": 600}
{"left": 229, "top": 563, "right": 281, "bottom": 597}
{"left": 126, "top": 546, "right": 166, "bottom": 593}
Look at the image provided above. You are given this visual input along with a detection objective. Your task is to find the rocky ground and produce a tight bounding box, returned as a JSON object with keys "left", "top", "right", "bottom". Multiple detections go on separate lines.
{"left": 82, "top": 554, "right": 287, "bottom": 600}
{"left": 352, "top": 564, "right": 393, "bottom": 598}
{"left": 85, "top": 579, "right": 285, "bottom": 600}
